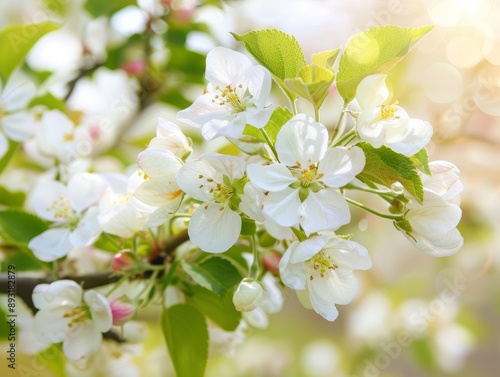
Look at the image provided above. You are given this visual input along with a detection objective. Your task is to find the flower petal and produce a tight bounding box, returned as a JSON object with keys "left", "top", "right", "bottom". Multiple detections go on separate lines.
{"left": 31, "top": 180, "right": 68, "bottom": 221}
{"left": 244, "top": 65, "right": 271, "bottom": 109}
{"left": 325, "top": 238, "right": 372, "bottom": 271}
{"left": 279, "top": 241, "right": 308, "bottom": 290}
{"left": 300, "top": 288, "right": 339, "bottom": 322}
{"left": 275, "top": 114, "right": 328, "bottom": 166}
{"left": 188, "top": 203, "right": 241, "bottom": 253}
{"left": 176, "top": 93, "right": 230, "bottom": 129}
{"left": 355, "top": 74, "right": 389, "bottom": 110}
{"left": 289, "top": 236, "right": 329, "bottom": 264}
{"left": 247, "top": 163, "right": 295, "bottom": 192}
{"left": 69, "top": 207, "right": 101, "bottom": 247}
{"left": 0, "top": 132, "right": 7, "bottom": 159}
{"left": 422, "top": 161, "right": 463, "bottom": 203}
{"left": 318, "top": 146, "right": 365, "bottom": 188}
{"left": 407, "top": 227, "right": 464, "bottom": 257}
{"left": 84, "top": 290, "right": 112, "bottom": 332}
{"left": 2, "top": 112, "right": 36, "bottom": 141}
{"left": 309, "top": 269, "right": 359, "bottom": 305}
{"left": 34, "top": 306, "right": 71, "bottom": 344}
{"left": 2, "top": 81, "right": 36, "bottom": 111}
{"left": 29, "top": 228, "right": 72, "bottom": 262}
{"left": 387, "top": 118, "right": 433, "bottom": 157}
{"left": 300, "top": 189, "right": 350, "bottom": 234}
{"left": 245, "top": 106, "right": 273, "bottom": 128}
{"left": 63, "top": 321, "right": 102, "bottom": 360}
{"left": 134, "top": 176, "right": 182, "bottom": 207}
{"left": 137, "top": 147, "right": 182, "bottom": 178}
{"left": 263, "top": 188, "right": 300, "bottom": 227}
{"left": 68, "top": 173, "right": 106, "bottom": 213}
{"left": 205, "top": 47, "right": 252, "bottom": 87}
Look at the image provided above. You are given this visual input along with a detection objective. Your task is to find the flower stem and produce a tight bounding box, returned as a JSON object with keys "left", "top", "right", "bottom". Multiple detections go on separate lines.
{"left": 333, "top": 128, "right": 357, "bottom": 147}
{"left": 345, "top": 197, "right": 402, "bottom": 220}
{"left": 248, "top": 234, "right": 261, "bottom": 279}
{"left": 329, "top": 104, "right": 347, "bottom": 146}
{"left": 314, "top": 105, "right": 320, "bottom": 122}
{"left": 345, "top": 183, "right": 394, "bottom": 197}
{"left": 260, "top": 128, "right": 280, "bottom": 162}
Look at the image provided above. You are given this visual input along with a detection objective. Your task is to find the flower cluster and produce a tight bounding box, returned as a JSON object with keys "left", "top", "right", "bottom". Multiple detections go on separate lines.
{"left": 0, "top": 22, "right": 463, "bottom": 368}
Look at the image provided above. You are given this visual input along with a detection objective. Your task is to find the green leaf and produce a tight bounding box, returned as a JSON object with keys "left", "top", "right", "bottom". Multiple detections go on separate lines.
{"left": 337, "top": 25, "right": 433, "bottom": 103}
{"left": 357, "top": 142, "right": 424, "bottom": 203}
{"left": 243, "top": 106, "right": 293, "bottom": 144}
{"left": 312, "top": 49, "right": 340, "bottom": 68}
{"left": 181, "top": 256, "right": 242, "bottom": 296}
{"left": 84, "top": 0, "right": 136, "bottom": 17}
{"left": 0, "top": 21, "right": 59, "bottom": 83}
{"left": 232, "top": 29, "right": 307, "bottom": 101}
{"left": 0, "top": 140, "right": 19, "bottom": 176}
{"left": 411, "top": 148, "right": 431, "bottom": 175}
{"left": 29, "top": 92, "right": 65, "bottom": 111}
{"left": 1, "top": 248, "right": 48, "bottom": 272}
{"left": 410, "top": 339, "right": 437, "bottom": 370}
{"left": 0, "top": 210, "right": 48, "bottom": 245}
{"left": 0, "top": 186, "right": 26, "bottom": 207}
{"left": 186, "top": 285, "right": 242, "bottom": 331}
{"left": 162, "top": 304, "right": 208, "bottom": 377}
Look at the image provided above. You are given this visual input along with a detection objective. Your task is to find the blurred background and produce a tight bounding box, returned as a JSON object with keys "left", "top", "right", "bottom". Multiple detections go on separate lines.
{"left": 1, "top": 0, "right": 499, "bottom": 376}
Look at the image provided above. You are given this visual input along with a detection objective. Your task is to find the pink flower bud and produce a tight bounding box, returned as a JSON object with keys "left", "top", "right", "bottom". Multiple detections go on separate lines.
{"left": 111, "top": 250, "right": 135, "bottom": 272}
{"left": 120, "top": 59, "right": 147, "bottom": 76}
{"left": 262, "top": 252, "right": 281, "bottom": 275}
{"left": 109, "top": 296, "right": 136, "bottom": 326}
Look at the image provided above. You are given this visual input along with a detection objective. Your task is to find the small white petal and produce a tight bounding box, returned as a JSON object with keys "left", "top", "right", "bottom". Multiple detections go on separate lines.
{"left": 143, "top": 203, "right": 178, "bottom": 228}
{"left": 244, "top": 65, "right": 271, "bottom": 109}
{"left": 2, "top": 81, "right": 36, "bottom": 111}
{"left": 422, "top": 161, "right": 463, "bottom": 202}
{"left": 29, "top": 228, "right": 72, "bottom": 261}
{"left": 279, "top": 241, "right": 308, "bottom": 290}
{"left": 45, "top": 280, "right": 83, "bottom": 306}
{"left": 69, "top": 207, "right": 101, "bottom": 247}
{"left": 300, "top": 189, "right": 350, "bottom": 234}
{"left": 84, "top": 291, "right": 112, "bottom": 333}
{"left": 63, "top": 321, "right": 102, "bottom": 360}
{"left": 205, "top": 47, "right": 252, "bottom": 87}
{"left": 289, "top": 236, "right": 328, "bottom": 264}
{"left": 188, "top": 203, "right": 241, "bottom": 253}
{"left": 309, "top": 269, "right": 359, "bottom": 305}
{"left": 408, "top": 227, "right": 464, "bottom": 257}
{"left": 275, "top": 114, "right": 328, "bottom": 166}
{"left": 38, "top": 110, "right": 74, "bottom": 156}
{"left": 134, "top": 176, "right": 182, "bottom": 207}
{"left": 388, "top": 118, "right": 433, "bottom": 156}
{"left": 247, "top": 163, "right": 295, "bottom": 192}
{"left": 0, "top": 132, "right": 7, "bottom": 159}
{"left": 2, "top": 112, "right": 36, "bottom": 141}
{"left": 34, "top": 306, "right": 71, "bottom": 344}
{"left": 318, "top": 146, "right": 365, "bottom": 188}
{"left": 245, "top": 106, "right": 273, "bottom": 128}
{"left": 177, "top": 93, "right": 231, "bottom": 129}
{"left": 137, "top": 147, "right": 182, "bottom": 178}
{"left": 68, "top": 173, "right": 106, "bottom": 213}
{"left": 263, "top": 188, "right": 301, "bottom": 227}
{"left": 32, "top": 284, "right": 51, "bottom": 310}
{"left": 301, "top": 288, "right": 339, "bottom": 321}
{"left": 355, "top": 74, "right": 389, "bottom": 110}
{"left": 325, "top": 238, "right": 372, "bottom": 271}
{"left": 31, "top": 180, "right": 68, "bottom": 221}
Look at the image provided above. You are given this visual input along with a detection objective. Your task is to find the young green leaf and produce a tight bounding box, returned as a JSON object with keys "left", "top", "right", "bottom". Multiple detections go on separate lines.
{"left": 162, "top": 304, "right": 208, "bottom": 377}
{"left": 181, "top": 256, "right": 242, "bottom": 296}
{"left": 0, "top": 210, "right": 48, "bottom": 245}
{"left": 243, "top": 106, "right": 293, "bottom": 144}
{"left": 0, "top": 186, "right": 26, "bottom": 207}
{"left": 411, "top": 148, "right": 432, "bottom": 175}
{"left": 337, "top": 25, "right": 433, "bottom": 103}
{"left": 186, "top": 285, "right": 242, "bottom": 331}
{"left": 357, "top": 142, "right": 424, "bottom": 203}
{"left": 29, "top": 93, "right": 66, "bottom": 111}
{"left": 0, "top": 21, "right": 59, "bottom": 83}
{"left": 84, "top": 0, "right": 136, "bottom": 17}
{"left": 232, "top": 29, "right": 307, "bottom": 101}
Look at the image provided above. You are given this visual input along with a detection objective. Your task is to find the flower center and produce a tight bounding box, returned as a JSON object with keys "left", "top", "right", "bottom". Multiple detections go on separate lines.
{"left": 212, "top": 84, "right": 248, "bottom": 113}
{"left": 308, "top": 251, "right": 338, "bottom": 280}
{"left": 291, "top": 162, "right": 324, "bottom": 192}
{"left": 380, "top": 104, "right": 396, "bottom": 120}
{"left": 63, "top": 307, "right": 90, "bottom": 328}
{"left": 48, "top": 195, "right": 76, "bottom": 221}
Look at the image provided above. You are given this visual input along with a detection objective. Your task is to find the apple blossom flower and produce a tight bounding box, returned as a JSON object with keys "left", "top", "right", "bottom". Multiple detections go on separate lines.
{"left": 279, "top": 236, "right": 371, "bottom": 321}
{"left": 248, "top": 114, "right": 365, "bottom": 234}
{"left": 176, "top": 46, "right": 273, "bottom": 140}
{"left": 243, "top": 273, "right": 284, "bottom": 329}
{"left": 397, "top": 190, "right": 463, "bottom": 257}
{"left": 176, "top": 153, "right": 249, "bottom": 253}
{"left": 0, "top": 79, "right": 36, "bottom": 158}
{"left": 233, "top": 279, "right": 263, "bottom": 312}
{"left": 133, "top": 147, "right": 184, "bottom": 227}
{"left": 147, "top": 118, "right": 192, "bottom": 159}
{"left": 355, "top": 74, "right": 433, "bottom": 156}
{"left": 28, "top": 173, "right": 106, "bottom": 262}
{"left": 420, "top": 160, "right": 463, "bottom": 205}
{"left": 32, "top": 280, "right": 112, "bottom": 361}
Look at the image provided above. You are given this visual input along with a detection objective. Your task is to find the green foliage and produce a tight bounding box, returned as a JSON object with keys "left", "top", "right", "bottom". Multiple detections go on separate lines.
{"left": 0, "top": 186, "right": 26, "bottom": 207}
{"left": 162, "top": 304, "right": 208, "bottom": 377}
{"left": 240, "top": 217, "right": 256, "bottom": 236}
{"left": 411, "top": 148, "right": 431, "bottom": 175}
{"left": 232, "top": 29, "right": 307, "bottom": 101}
{"left": 181, "top": 256, "right": 242, "bottom": 296}
{"left": 357, "top": 142, "right": 424, "bottom": 203}
{"left": 0, "top": 21, "right": 59, "bottom": 84}
{"left": 1, "top": 248, "right": 48, "bottom": 272}
{"left": 410, "top": 339, "right": 438, "bottom": 370}
{"left": 29, "top": 92, "right": 66, "bottom": 111}
{"left": 186, "top": 285, "right": 242, "bottom": 331}
{"left": 84, "top": 0, "right": 136, "bottom": 17}
{"left": 337, "top": 25, "right": 433, "bottom": 103}
{"left": 243, "top": 106, "right": 293, "bottom": 143}
{"left": 0, "top": 210, "right": 48, "bottom": 246}
{"left": 284, "top": 48, "right": 340, "bottom": 110}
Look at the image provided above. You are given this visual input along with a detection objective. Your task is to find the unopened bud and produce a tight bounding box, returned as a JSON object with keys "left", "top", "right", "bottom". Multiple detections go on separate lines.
{"left": 232, "top": 279, "right": 263, "bottom": 312}
{"left": 111, "top": 250, "right": 135, "bottom": 272}
{"left": 109, "top": 296, "right": 136, "bottom": 326}
{"left": 262, "top": 252, "right": 281, "bottom": 275}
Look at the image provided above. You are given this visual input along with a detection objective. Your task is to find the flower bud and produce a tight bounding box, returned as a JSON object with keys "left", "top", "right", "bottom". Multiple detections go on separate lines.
{"left": 111, "top": 250, "right": 135, "bottom": 272}
{"left": 109, "top": 296, "right": 136, "bottom": 326}
{"left": 232, "top": 279, "right": 263, "bottom": 312}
